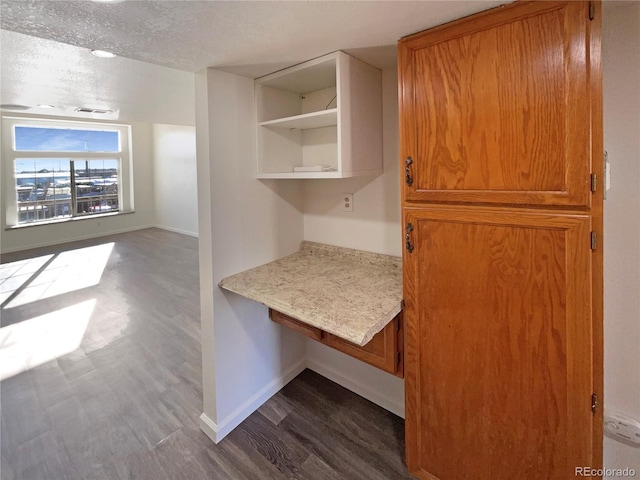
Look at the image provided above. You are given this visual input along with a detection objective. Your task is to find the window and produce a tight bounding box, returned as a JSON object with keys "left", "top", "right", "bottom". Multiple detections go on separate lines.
{"left": 2, "top": 117, "right": 132, "bottom": 227}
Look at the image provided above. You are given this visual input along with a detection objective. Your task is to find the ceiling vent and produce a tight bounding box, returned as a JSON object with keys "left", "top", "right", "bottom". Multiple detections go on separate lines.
{"left": 1, "top": 104, "right": 32, "bottom": 111}
{"left": 74, "top": 107, "right": 113, "bottom": 114}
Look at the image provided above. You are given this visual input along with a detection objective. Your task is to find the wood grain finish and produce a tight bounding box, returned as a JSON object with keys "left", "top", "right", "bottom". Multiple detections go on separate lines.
{"left": 398, "top": 1, "right": 603, "bottom": 478}
{"left": 399, "top": 1, "right": 592, "bottom": 207}
{"left": 1, "top": 229, "right": 412, "bottom": 480}
{"left": 270, "top": 308, "right": 324, "bottom": 341}
{"left": 270, "top": 308, "right": 403, "bottom": 377}
{"left": 323, "top": 313, "right": 403, "bottom": 377}
{"left": 403, "top": 206, "right": 593, "bottom": 479}
{"left": 588, "top": 0, "right": 604, "bottom": 468}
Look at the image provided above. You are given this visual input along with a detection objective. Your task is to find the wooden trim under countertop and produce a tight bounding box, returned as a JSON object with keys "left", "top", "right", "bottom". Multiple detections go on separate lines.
{"left": 269, "top": 309, "right": 324, "bottom": 341}
{"left": 269, "top": 308, "right": 404, "bottom": 378}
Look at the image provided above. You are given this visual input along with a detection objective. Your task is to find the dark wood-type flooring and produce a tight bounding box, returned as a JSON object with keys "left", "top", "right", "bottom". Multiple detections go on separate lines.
{"left": 1, "top": 228, "right": 411, "bottom": 480}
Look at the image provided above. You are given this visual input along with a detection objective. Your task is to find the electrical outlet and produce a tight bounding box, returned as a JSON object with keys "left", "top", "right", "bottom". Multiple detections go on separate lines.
{"left": 341, "top": 193, "right": 353, "bottom": 212}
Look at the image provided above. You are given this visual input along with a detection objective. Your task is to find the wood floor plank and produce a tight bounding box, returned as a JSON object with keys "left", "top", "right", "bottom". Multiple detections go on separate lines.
{"left": 0, "top": 448, "right": 17, "bottom": 480}
{"left": 0, "top": 372, "right": 50, "bottom": 455}
{"left": 258, "top": 392, "right": 296, "bottom": 426}
{"left": 1, "top": 228, "right": 411, "bottom": 480}
{"left": 5, "top": 431, "right": 60, "bottom": 480}
{"left": 229, "top": 411, "right": 311, "bottom": 478}
{"left": 299, "top": 452, "right": 342, "bottom": 480}
{"left": 203, "top": 434, "right": 287, "bottom": 480}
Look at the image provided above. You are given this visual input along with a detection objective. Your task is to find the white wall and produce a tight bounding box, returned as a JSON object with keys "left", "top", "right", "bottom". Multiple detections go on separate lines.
{"left": 302, "top": 68, "right": 401, "bottom": 258}
{"left": 195, "top": 68, "right": 306, "bottom": 442}
{"left": 602, "top": 2, "right": 640, "bottom": 475}
{"left": 0, "top": 121, "right": 156, "bottom": 253}
{"left": 302, "top": 67, "right": 405, "bottom": 415}
{"left": 152, "top": 124, "right": 198, "bottom": 237}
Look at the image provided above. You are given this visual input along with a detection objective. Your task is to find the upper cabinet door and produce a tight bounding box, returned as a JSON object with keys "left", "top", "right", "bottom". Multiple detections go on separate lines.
{"left": 399, "top": 1, "right": 594, "bottom": 207}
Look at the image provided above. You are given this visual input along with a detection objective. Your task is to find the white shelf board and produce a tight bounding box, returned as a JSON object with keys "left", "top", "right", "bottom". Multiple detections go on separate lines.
{"left": 257, "top": 167, "right": 382, "bottom": 180}
{"left": 257, "top": 171, "right": 343, "bottom": 179}
{"left": 259, "top": 109, "right": 337, "bottom": 130}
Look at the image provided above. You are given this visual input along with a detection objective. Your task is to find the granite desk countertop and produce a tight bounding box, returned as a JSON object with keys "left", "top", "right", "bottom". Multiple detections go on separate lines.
{"left": 218, "top": 241, "right": 403, "bottom": 346}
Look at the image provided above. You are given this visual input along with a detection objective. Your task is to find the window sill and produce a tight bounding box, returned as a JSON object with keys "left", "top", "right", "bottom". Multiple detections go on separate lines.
{"left": 4, "top": 210, "right": 135, "bottom": 231}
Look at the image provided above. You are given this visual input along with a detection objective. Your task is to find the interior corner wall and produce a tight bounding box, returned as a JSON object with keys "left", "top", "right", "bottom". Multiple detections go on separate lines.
{"left": 0, "top": 121, "right": 155, "bottom": 254}
{"left": 302, "top": 67, "right": 402, "bottom": 258}
{"left": 195, "top": 68, "right": 306, "bottom": 443}
{"left": 602, "top": 2, "right": 640, "bottom": 475}
{"left": 152, "top": 123, "right": 198, "bottom": 237}
{"left": 301, "top": 67, "right": 404, "bottom": 415}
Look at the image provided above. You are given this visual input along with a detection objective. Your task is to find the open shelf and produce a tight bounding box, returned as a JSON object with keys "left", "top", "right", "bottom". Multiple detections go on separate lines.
{"left": 255, "top": 51, "right": 382, "bottom": 179}
{"left": 259, "top": 109, "right": 337, "bottom": 130}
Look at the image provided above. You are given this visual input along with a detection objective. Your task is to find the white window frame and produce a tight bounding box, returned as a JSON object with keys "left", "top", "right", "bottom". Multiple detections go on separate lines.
{"left": 2, "top": 116, "right": 134, "bottom": 228}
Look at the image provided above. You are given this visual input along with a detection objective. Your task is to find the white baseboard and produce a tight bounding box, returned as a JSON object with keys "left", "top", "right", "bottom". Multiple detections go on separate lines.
{"left": 2, "top": 223, "right": 197, "bottom": 254}
{"left": 199, "top": 358, "right": 306, "bottom": 443}
{"left": 198, "top": 413, "right": 219, "bottom": 443}
{"left": 200, "top": 355, "right": 404, "bottom": 446}
{"left": 306, "top": 358, "right": 405, "bottom": 418}
{"left": 154, "top": 224, "right": 199, "bottom": 238}
{"left": 0, "top": 223, "right": 154, "bottom": 254}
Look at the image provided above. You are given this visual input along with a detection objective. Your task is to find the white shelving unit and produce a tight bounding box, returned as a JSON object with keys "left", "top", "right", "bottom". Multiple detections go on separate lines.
{"left": 259, "top": 109, "right": 338, "bottom": 130}
{"left": 255, "top": 51, "right": 382, "bottom": 179}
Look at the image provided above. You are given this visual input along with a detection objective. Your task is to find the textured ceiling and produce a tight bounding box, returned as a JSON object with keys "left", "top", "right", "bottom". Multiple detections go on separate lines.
{"left": 0, "top": 30, "right": 196, "bottom": 125}
{"left": 0, "top": 0, "right": 504, "bottom": 75}
{"left": 0, "top": 0, "right": 506, "bottom": 124}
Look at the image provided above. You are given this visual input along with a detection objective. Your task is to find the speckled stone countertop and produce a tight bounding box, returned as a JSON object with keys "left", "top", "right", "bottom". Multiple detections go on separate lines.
{"left": 218, "top": 241, "right": 403, "bottom": 346}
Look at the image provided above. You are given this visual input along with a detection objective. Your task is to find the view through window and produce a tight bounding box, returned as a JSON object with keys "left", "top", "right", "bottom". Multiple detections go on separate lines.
{"left": 8, "top": 123, "right": 128, "bottom": 225}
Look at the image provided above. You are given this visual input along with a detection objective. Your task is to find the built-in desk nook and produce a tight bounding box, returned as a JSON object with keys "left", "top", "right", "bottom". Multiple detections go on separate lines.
{"left": 218, "top": 241, "right": 404, "bottom": 376}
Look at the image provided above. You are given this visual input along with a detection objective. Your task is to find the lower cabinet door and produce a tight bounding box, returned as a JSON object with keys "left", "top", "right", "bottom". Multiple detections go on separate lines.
{"left": 403, "top": 206, "right": 596, "bottom": 479}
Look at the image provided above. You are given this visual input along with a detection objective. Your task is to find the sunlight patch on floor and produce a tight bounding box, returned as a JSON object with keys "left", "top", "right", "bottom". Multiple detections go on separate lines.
{"left": 1, "top": 242, "right": 114, "bottom": 308}
{"left": 0, "top": 299, "right": 96, "bottom": 381}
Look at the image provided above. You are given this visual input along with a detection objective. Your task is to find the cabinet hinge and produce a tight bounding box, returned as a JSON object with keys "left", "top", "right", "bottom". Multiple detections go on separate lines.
{"left": 591, "top": 393, "right": 598, "bottom": 413}
{"left": 590, "top": 231, "right": 597, "bottom": 250}
{"left": 589, "top": 2, "right": 596, "bottom": 21}
{"left": 590, "top": 173, "right": 597, "bottom": 193}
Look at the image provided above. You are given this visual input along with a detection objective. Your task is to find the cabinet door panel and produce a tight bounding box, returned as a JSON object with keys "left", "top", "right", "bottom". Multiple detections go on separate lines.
{"left": 399, "top": 1, "right": 592, "bottom": 206}
{"left": 403, "top": 207, "right": 593, "bottom": 480}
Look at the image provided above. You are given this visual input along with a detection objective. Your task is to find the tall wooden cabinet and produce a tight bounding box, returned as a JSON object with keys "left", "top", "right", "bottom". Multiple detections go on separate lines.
{"left": 398, "top": 1, "right": 603, "bottom": 479}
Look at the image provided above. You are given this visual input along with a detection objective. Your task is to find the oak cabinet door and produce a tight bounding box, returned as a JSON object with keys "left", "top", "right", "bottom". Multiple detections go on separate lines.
{"left": 403, "top": 206, "right": 594, "bottom": 480}
{"left": 398, "top": 1, "right": 594, "bottom": 207}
